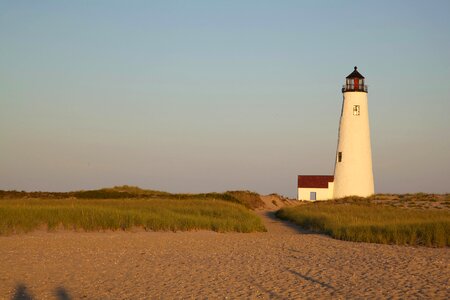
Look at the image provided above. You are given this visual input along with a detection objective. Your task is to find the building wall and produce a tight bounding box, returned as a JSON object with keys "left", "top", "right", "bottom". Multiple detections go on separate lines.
{"left": 333, "top": 91, "right": 374, "bottom": 198}
{"left": 298, "top": 182, "right": 334, "bottom": 201}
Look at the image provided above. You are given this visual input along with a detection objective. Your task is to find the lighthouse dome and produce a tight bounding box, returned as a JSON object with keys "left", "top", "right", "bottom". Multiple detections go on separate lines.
{"left": 346, "top": 66, "right": 365, "bottom": 79}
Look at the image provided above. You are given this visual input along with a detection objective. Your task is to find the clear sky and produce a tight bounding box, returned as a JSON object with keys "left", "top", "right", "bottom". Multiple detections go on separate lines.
{"left": 1, "top": 1, "right": 449, "bottom": 197}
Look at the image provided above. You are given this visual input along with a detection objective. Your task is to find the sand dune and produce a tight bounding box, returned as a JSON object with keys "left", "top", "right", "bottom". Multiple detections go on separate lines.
{"left": 1, "top": 209, "right": 449, "bottom": 299}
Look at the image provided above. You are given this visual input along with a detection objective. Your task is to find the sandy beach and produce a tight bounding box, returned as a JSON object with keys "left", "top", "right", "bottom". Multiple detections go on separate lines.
{"left": 1, "top": 210, "right": 449, "bottom": 299}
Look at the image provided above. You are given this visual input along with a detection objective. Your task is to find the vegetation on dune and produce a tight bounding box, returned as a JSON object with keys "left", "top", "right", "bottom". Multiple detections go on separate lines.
{"left": 0, "top": 186, "right": 266, "bottom": 234}
{"left": 3, "top": 187, "right": 448, "bottom": 244}
{"left": 307, "top": 194, "right": 450, "bottom": 210}
{"left": 276, "top": 199, "right": 450, "bottom": 247}
{"left": 222, "top": 190, "right": 265, "bottom": 209}
{"left": 0, "top": 185, "right": 266, "bottom": 209}
{"left": 0, "top": 198, "right": 266, "bottom": 235}
{"left": 368, "top": 193, "right": 450, "bottom": 210}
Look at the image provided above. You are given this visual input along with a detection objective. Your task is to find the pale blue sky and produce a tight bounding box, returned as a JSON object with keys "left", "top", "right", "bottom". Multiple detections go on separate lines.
{"left": 1, "top": 1, "right": 449, "bottom": 197}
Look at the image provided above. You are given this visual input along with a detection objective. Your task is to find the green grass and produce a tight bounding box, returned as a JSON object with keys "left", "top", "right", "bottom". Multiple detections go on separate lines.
{"left": 276, "top": 201, "right": 450, "bottom": 247}
{"left": 0, "top": 198, "right": 266, "bottom": 235}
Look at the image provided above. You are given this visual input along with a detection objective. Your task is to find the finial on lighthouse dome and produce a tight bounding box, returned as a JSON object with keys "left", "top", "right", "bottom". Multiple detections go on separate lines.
{"left": 343, "top": 66, "right": 367, "bottom": 93}
{"left": 346, "top": 66, "right": 365, "bottom": 79}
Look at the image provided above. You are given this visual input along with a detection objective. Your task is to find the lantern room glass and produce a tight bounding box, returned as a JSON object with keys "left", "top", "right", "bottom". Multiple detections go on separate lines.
{"left": 343, "top": 78, "right": 367, "bottom": 92}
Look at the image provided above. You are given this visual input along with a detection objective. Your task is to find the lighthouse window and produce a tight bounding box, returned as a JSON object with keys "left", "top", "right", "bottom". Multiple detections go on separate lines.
{"left": 353, "top": 105, "right": 360, "bottom": 116}
{"left": 338, "top": 152, "right": 342, "bottom": 162}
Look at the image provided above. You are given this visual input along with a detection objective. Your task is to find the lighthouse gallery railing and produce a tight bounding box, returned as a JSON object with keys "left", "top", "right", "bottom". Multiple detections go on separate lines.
{"left": 342, "top": 84, "right": 368, "bottom": 92}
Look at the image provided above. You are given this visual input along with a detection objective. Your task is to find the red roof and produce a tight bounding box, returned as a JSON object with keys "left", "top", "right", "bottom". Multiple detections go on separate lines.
{"left": 298, "top": 175, "right": 334, "bottom": 188}
{"left": 346, "top": 66, "right": 365, "bottom": 79}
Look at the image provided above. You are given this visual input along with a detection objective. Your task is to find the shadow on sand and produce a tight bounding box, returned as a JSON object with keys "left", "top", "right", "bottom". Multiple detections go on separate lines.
{"left": 12, "top": 283, "right": 72, "bottom": 300}
{"left": 12, "top": 284, "right": 32, "bottom": 300}
{"left": 287, "top": 269, "right": 336, "bottom": 291}
{"left": 247, "top": 279, "right": 285, "bottom": 300}
{"left": 262, "top": 210, "right": 315, "bottom": 234}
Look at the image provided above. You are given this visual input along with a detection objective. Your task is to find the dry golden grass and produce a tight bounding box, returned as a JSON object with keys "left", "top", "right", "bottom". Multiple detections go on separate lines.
{"left": 0, "top": 197, "right": 266, "bottom": 235}
{"left": 276, "top": 196, "right": 450, "bottom": 247}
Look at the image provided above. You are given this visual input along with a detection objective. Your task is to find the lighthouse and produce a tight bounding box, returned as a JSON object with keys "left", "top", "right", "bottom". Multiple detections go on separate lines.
{"left": 297, "top": 67, "right": 374, "bottom": 200}
{"left": 333, "top": 66, "right": 374, "bottom": 198}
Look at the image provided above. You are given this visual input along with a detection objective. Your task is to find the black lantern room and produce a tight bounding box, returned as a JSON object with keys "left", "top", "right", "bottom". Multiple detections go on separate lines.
{"left": 342, "top": 66, "right": 367, "bottom": 93}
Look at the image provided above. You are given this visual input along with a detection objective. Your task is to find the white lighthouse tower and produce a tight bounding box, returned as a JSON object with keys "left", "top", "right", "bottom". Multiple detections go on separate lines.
{"left": 297, "top": 67, "right": 374, "bottom": 201}
{"left": 333, "top": 66, "right": 374, "bottom": 198}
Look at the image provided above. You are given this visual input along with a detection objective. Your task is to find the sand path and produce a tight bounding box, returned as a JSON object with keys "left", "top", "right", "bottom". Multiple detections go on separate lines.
{"left": 0, "top": 210, "right": 449, "bottom": 299}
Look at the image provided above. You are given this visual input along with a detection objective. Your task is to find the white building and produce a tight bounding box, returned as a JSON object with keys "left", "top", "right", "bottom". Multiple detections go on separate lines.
{"left": 297, "top": 67, "right": 374, "bottom": 201}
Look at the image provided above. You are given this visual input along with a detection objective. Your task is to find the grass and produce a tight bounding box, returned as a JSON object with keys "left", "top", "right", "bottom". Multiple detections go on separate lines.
{"left": 368, "top": 193, "right": 450, "bottom": 210}
{"left": 0, "top": 197, "right": 266, "bottom": 235}
{"left": 276, "top": 199, "right": 450, "bottom": 247}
